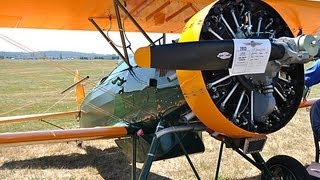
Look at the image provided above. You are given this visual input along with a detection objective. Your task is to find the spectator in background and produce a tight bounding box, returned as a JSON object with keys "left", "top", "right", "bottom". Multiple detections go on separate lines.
{"left": 306, "top": 59, "right": 320, "bottom": 138}
{"left": 305, "top": 60, "right": 320, "bottom": 89}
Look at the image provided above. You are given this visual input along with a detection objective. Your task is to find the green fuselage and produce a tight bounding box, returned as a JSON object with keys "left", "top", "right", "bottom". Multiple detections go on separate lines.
{"left": 80, "top": 60, "right": 183, "bottom": 128}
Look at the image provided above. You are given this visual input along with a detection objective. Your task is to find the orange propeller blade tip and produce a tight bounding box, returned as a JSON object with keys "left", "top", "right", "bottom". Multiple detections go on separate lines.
{"left": 134, "top": 46, "right": 151, "bottom": 68}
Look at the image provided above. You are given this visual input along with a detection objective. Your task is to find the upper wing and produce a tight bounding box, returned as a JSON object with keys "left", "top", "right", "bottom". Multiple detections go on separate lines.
{"left": 0, "top": 0, "right": 320, "bottom": 33}
{"left": 0, "top": 0, "right": 213, "bottom": 33}
{"left": 0, "top": 0, "right": 319, "bottom": 34}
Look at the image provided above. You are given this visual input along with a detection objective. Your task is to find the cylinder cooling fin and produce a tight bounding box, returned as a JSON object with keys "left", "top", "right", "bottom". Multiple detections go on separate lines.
{"left": 177, "top": 0, "right": 304, "bottom": 137}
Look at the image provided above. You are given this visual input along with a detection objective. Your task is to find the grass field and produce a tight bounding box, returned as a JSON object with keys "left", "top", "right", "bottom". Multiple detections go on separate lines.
{"left": 0, "top": 59, "right": 318, "bottom": 179}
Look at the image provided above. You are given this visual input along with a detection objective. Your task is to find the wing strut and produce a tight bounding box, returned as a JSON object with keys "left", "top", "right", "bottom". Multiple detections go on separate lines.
{"left": 89, "top": 0, "right": 156, "bottom": 67}
{"left": 114, "top": 0, "right": 131, "bottom": 67}
{"left": 89, "top": 18, "right": 128, "bottom": 63}
{"left": 114, "top": 0, "right": 155, "bottom": 46}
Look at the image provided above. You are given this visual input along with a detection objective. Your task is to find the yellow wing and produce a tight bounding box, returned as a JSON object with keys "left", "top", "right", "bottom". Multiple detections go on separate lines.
{"left": 1, "top": 0, "right": 319, "bottom": 34}
{"left": 0, "top": 111, "right": 80, "bottom": 124}
{"left": 0, "top": 126, "right": 128, "bottom": 147}
{"left": 0, "top": 0, "right": 212, "bottom": 33}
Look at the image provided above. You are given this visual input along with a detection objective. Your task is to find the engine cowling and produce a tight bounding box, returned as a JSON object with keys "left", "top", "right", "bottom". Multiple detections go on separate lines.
{"left": 177, "top": 0, "right": 304, "bottom": 138}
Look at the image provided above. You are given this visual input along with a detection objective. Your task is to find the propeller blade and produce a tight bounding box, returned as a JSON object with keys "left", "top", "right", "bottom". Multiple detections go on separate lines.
{"left": 134, "top": 40, "right": 285, "bottom": 70}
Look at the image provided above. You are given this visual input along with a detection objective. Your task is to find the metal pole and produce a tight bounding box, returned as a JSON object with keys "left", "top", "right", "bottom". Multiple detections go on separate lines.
{"left": 234, "top": 148, "right": 261, "bottom": 169}
{"left": 214, "top": 141, "right": 224, "bottom": 180}
{"left": 173, "top": 132, "right": 200, "bottom": 180}
{"left": 251, "top": 153, "right": 273, "bottom": 179}
{"left": 131, "top": 135, "right": 137, "bottom": 180}
{"left": 88, "top": 18, "right": 127, "bottom": 63}
{"left": 138, "top": 120, "right": 164, "bottom": 180}
{"left": 234, "top": 149, "right": 273, "bottom": 178}
{"left": 115, "top": 0, "right": 155, "bottom": 46}
{"left": 61, "top": 76, "right": 89, "bottom": 94}
{"left": 114, "top": 0, "right": 131, "bottom": 67}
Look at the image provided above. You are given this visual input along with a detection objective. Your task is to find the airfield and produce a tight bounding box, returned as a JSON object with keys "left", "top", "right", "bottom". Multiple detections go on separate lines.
{"left": 0, "top": 60, "right": 316, "bottom": 179}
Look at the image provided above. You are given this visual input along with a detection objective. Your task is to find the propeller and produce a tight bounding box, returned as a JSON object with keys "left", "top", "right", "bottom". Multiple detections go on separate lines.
{"left": 134, "top": 40, "right": 285, "bottom": 70}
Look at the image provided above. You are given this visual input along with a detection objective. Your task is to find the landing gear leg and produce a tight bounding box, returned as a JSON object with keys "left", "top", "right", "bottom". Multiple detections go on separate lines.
{"left": 214, "top": 141, "right": 224, "bottom": 180}
{"left": 251, "top": 152, "right": 273, "bottom": 179}
{"left": 233, "top": 148, "right": 273, "bottom": 179}
{"left": 234, "top": 148, "right": 310, "bottom": 180}
{"left": 138, "top": 121, "right": 205, "bottom": 180}
{"left": 173, "top": 132, "right": 201, "bottom": 180}
{"left": 131, "top": 134, "right": 137, "bottom": 180}
{"left": 138, "top": 119, "right": 164, "bottom": 180}
{"left": 213, "top": 137, "right": 311, "bottom": 179}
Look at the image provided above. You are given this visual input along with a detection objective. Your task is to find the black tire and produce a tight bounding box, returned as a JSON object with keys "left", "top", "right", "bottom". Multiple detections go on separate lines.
{"left": 262, "top": 155, "right": 311, "bottom": 180}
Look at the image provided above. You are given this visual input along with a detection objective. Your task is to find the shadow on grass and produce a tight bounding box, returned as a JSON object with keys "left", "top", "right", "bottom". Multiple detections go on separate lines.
{"left": 237, "top": 175, "right": 261, "bottom": 180}
{"left": 0, "top": 146, "right": 169, "bottom": 180}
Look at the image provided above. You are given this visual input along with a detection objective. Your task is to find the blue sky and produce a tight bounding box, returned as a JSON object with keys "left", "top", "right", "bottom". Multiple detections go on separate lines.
{"left": 0, "top": 28, "right": 179, "bottom": 54}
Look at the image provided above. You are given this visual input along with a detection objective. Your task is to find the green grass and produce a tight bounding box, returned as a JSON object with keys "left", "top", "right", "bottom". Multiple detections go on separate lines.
{"left": 0, "top": 60, "right": 319, "bottom": 179}
{"left": 0, "top": 59, "right": 117, "bottom": 132}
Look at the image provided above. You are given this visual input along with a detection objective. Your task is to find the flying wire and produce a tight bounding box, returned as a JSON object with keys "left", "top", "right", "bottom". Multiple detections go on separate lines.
{"left": 0, "top": 32, "right": 157, "bottom": 122}
{"left": 44, "top": 89, "right": 73, "bottom": 113}
{"left": 105, "top": 15, "right": 124, "bottom": 49}
{"left": 120, "top": 16, "right": 150, "bottom": 86}
{"left": 0, "top": 102, "right": 35, "bottom": 116}
{"left": 0, "top": 29, "right": 156, "bottom": 116}
{"left": 81, "top": 100, "right": 130, "bottom": 125}
{"left": 104, "top": 14, "right": 146, "bottom": 85}
{"left": 0, "top": 34, "right": 76, "bottom": 76}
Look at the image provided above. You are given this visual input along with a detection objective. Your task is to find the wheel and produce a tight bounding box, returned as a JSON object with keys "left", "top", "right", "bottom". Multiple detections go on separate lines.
{"left": 262, "top": 155, "right": 311, "bottom": 180}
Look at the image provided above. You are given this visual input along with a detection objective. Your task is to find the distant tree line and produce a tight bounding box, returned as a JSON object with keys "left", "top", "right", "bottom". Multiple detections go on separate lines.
{"left": 0, "top": 51, "right": 120, "bottom": 60}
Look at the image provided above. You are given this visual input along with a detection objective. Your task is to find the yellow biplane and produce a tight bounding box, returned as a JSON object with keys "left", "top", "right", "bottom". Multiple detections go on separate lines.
{"left": 1, "top": 0, "right": 320, "bottom": 179}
